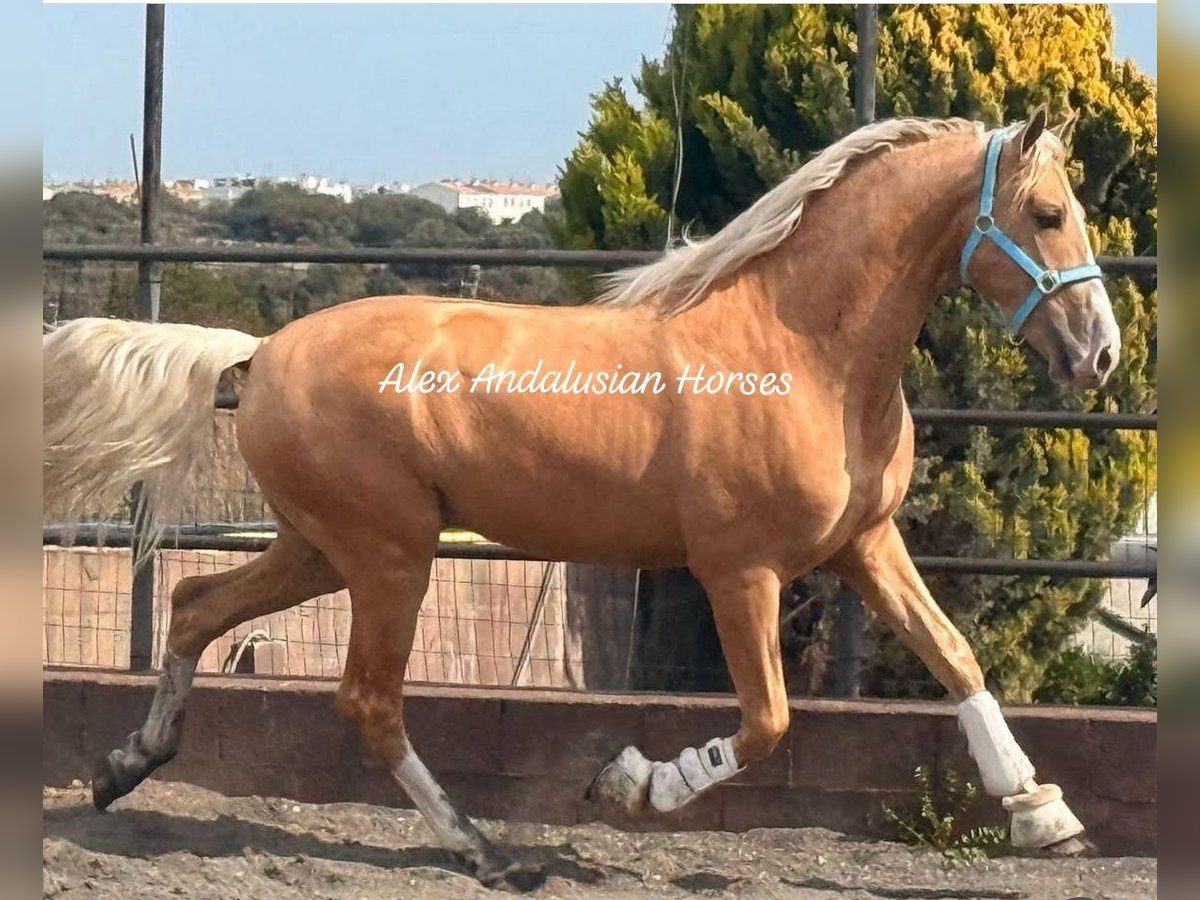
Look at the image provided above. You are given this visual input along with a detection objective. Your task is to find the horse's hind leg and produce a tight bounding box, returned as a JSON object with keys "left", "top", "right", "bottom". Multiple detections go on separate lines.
{"left": 828, "top": 520, "right": 1090, "bottom": 854}
{"left": 332, "top": 548, "right": 541, "bottom": 890}
{"left": 92, "top": 519, "right": 343, "bottom": 809}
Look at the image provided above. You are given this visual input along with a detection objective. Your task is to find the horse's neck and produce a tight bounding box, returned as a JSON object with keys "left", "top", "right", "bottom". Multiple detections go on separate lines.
{"left": 694, "top": 134, "right": 984, "bottom": 414}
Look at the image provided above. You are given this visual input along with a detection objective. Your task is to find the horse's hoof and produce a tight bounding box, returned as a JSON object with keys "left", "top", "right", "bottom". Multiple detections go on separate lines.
{"left": 479, "top": 864, "right": 545, "bottom": 894}
{"left": 1041, "top": 833, "right": 1099, "bottom": 858}
{"left": 585, "top": 746, "right": 652, "bottom": 816}
{"left": 1003, "top": 782, "right": 1086, "bottom": 851}
{"left": 472, "top": 847, "right": 545, "bottom": 893}
{"left": 90, "top": 757, "right": 124, "bottom": 811}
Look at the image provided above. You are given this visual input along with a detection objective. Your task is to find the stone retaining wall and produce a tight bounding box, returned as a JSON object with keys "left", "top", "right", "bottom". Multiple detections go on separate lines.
{"left": 42, "top": 668, "right": 1156, "bottom": 856}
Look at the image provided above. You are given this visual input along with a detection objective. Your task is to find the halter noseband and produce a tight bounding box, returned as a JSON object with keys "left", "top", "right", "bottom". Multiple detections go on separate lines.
{"left": 959, "top": 129, "right": 1103, "bottom": 333}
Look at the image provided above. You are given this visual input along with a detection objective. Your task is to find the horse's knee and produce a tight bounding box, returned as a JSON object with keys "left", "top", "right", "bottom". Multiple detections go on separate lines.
{"left": 335, "top": 678, "right": 407, "bottom": 763}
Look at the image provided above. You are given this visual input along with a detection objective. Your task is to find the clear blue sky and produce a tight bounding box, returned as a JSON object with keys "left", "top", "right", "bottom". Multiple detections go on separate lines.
{"left": 41, "top": 3, "right": 1157, "bottom": 186}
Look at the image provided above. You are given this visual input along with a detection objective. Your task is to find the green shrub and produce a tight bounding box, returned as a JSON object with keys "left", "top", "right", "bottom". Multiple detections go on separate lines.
{"left": 882, "top": 766, "right": 1007, "bottom": 863}
{"left": 1035, "top": 637, "right": 1157, "bottom": 707}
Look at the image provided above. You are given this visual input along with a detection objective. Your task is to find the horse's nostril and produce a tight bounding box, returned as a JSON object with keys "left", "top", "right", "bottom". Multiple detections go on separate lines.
{"left": 1096, "top": 346, "right": 1113, "bottom": 376}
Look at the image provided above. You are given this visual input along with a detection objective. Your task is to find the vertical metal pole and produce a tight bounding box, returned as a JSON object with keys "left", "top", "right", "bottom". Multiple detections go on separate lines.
{"left": 855, "top": 4, "right": 878, "bottom": 128}
{"left": 130, "top": 4, "right": 165, "bottom": 671}
{"left": 828, "top": 4, "right": 878, "bottom": 698}
{"left": 829, "top": 587, "right": 863, "bottom": 698}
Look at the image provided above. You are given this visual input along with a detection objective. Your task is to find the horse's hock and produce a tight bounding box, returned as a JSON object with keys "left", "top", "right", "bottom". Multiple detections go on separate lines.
{"left": 42, "top": 668, "right": 1156, "bottom": 857}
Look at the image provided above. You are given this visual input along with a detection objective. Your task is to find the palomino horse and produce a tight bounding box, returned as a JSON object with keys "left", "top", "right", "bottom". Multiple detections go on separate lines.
{"left": 44, "top": 110, "right": 1120, "bottom": 884}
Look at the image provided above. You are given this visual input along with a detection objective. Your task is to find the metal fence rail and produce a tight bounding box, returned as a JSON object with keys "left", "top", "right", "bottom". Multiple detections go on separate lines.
{"left": 908, "top": 409, "right": 1156, "bottom": 430}
{"left": 215, "top": 388, "right": 1161, "bottom": 430}
{"left": 42, "top": 242, "right": 1159, "bottom": 281}
{"left": 44, "top": 523, "right": 1157, "bottom": 580}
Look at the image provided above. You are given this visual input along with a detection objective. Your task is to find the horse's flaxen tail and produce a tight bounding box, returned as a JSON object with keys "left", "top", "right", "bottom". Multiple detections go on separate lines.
{"left": 43, "top": 318, "right": 263, "bottom": 560}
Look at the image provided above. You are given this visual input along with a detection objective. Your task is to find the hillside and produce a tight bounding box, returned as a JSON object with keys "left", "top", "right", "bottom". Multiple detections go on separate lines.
{"left": 43, "top": 186, "right": 574, "bottom": 331}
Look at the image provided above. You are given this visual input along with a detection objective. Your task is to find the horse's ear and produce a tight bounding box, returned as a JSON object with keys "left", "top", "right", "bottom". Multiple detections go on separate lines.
{"left": 1018, "top": 106, "right": 1048, "bottom": 157}
{"left": 1052, "top": 112, "right": 1079, "bottom": 149}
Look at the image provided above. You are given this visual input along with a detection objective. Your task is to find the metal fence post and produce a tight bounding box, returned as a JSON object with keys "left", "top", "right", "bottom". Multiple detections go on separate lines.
{"left": 129, "top": 4, "right": 165, "bottom": 671}
{"left": 827, "top": 4, "right": 879, "bottom": 698}
{"left": 829, "top": 586, "right": 864, "bottom": 698}
{"left": 855, "top": 5, "right": 878, "bottom": 127}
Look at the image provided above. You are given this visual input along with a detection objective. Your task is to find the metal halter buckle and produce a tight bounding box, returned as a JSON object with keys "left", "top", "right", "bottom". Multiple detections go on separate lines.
{"left": 1037, "top": 271, "right": 1060, "bottom": 293}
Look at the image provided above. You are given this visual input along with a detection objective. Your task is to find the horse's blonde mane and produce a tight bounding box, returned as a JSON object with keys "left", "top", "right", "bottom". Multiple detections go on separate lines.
{"left": 595, "top": 116, "right": 985, "bottom": 315}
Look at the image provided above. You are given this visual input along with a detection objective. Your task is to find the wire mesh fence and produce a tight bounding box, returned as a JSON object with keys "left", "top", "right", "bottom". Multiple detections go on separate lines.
{"left": 42, "top": 540, "right": 1155, "bottom": 687}
{"left": 1073, "top": 495, "right": 1157, "bottom": 660}
{"left": 40, "top": 545, "right": 626, "bottom": 688}
{"left": 43, "top": 547, "right": 131, "bottom": 669}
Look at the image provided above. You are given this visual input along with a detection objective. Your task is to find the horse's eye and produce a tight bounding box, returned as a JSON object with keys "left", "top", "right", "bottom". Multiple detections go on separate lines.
{"left": 1034, "top": 207, "right": 1064, "bottom": 230}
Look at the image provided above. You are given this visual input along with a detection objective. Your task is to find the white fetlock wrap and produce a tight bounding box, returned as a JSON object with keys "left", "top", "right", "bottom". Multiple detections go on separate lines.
{"left": 956, "top": 690, "right": 1036, "bottom": 798}
{"left": 649, "top": 736, "right": 742, "bottom": 812}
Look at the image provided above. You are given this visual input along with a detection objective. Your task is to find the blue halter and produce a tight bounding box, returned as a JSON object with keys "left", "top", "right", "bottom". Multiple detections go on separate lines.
{"left": 959, "top": 129, "right": 1103, "bottom": 333}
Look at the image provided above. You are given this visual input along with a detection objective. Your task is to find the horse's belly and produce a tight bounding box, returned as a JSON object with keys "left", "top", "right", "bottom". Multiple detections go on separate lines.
{"left": 435, "top": 443, "right": 688, "bottom": 568}
{"left": 449, "top": 494, "right": 687, "bottom": 568}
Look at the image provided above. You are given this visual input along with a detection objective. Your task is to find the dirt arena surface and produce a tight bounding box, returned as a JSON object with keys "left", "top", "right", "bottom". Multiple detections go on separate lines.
{"left": 44, "top": 781, "right": 1155, "bottom": 899}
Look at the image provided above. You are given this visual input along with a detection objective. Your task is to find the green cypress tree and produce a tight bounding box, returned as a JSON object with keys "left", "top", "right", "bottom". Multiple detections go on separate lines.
{"left": 557, "top": 4, "right": 1157, "bottom": 701}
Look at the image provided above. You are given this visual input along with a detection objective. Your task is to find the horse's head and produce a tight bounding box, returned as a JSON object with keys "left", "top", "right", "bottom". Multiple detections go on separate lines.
{"left": 960, "top": 109, "right": 1120, "bottom": 390}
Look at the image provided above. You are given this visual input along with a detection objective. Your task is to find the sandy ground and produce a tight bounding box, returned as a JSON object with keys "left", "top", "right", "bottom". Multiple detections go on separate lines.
{"left": 44, "top": 781, "right": 1155, "bottom": 899}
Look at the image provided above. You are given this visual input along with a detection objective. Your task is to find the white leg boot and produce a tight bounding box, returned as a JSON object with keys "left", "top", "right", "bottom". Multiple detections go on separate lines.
{"left": 587, "top": 736, "right": 743, "bottom": 816}
{"left": 648, "top": 736, "right": 741, "bottom": 812}
{"left": 957, "top": 691, "right": 1085, "bottom": 849}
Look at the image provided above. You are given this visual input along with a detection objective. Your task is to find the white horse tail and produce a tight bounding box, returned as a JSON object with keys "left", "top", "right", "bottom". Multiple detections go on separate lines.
{"left": 43, "top": 318, "right": 264, "bottom": 559}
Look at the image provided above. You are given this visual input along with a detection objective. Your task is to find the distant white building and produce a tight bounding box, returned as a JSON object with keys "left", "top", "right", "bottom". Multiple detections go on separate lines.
{"left": 187, "top": 174, "right": 353, "bottom": 206}
{"left": 42, "top": 179, "right": 139, "bottom": 204}
{"left": 295, "top": 174, "right": 353, "bottom": 204}
{"left": 410, "top": 179, "right": 557, "bottom": 224}
{"left": 195, "top": 176, "right": 257, "bottom": 205}
{"left": 164, "top": 178, "right": 209, "bottom": 203}
{"left": 363, "top": 181, "right": 412, "bottom": 198}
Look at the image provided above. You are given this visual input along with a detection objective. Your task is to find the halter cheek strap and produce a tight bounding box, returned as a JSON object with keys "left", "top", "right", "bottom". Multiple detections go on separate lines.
{"left": 959, "top": 130, "right": 1103, "bottom": 333}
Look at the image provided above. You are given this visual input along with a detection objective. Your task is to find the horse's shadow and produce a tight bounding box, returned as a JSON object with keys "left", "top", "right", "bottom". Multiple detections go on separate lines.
{"left": 42, "top": 805, "right": 609, "bottom": 891}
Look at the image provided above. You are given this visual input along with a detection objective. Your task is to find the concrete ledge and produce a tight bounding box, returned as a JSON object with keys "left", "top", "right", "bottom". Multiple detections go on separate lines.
{"left": 43, "top": 668, "right": 1156, "bottom": 855}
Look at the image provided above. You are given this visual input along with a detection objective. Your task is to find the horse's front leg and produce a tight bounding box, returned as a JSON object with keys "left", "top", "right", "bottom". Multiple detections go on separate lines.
{"left": 588, "top": 566, "right": 787, "bottom": 815}
{"left": 828, "top": 520, "right": 1091, "bottom": 854}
